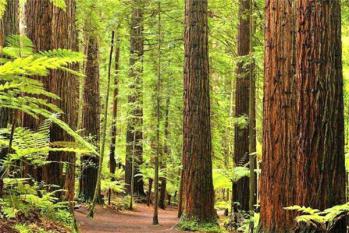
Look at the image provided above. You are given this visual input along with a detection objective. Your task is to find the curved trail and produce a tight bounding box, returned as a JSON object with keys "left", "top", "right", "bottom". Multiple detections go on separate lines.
{"left": 75, "top": 204, "right": 184, "bottom": 233}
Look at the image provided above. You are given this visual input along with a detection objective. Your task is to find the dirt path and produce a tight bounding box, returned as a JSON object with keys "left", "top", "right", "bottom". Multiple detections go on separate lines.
{"left": 75, "top": 204, "right": 184, "bottom": 233}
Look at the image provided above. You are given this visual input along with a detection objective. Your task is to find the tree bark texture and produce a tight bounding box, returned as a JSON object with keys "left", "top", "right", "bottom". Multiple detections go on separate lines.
{"left": 261, "top": 1, "right": 346, "bottom": 232}
{"left": 25, "top": 0, "right": 79, "bottom": 200}
{"left": 181, "top": 0, "right": 216, "bottom": 222}
{"left": 0, "top": 0, "right": 19, "bottom": 128}
{"left": 79, "top": 35, "right": 100, "bottom": 201}
{"left": 125, "top": 1, "right": 145, "bottom": 197}
{"left": 233, "top": 0, "right": 256, "bottom": 211}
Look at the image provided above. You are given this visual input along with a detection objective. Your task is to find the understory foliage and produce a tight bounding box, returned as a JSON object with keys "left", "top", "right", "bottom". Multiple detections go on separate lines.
{"left": 285, "top": 204, "right": 349, "bottom": 232}
{"left": 0, "top": 35, "right": 92, "bottom": 232}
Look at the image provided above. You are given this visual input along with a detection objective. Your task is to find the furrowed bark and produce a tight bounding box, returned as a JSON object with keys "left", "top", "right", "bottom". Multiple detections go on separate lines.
{"left": 79, "top": 35, "right": 100, "bottom": 202}
{"left": 181, "top": 0, "right": 216, "bottom": 223}
{"left": 260, "top": 1, "right": 346, "bottom": 232}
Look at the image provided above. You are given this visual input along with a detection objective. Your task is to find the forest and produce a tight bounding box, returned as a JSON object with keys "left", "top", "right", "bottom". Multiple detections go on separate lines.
{"left": 0, "top": 0, "right": 349, "bottom": 232}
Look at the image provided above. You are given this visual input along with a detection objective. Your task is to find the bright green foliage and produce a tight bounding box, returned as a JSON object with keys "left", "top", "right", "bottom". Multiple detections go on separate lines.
{"left": 101, "top": 168, "right": 126, "bottom": 194}
{"left": 0, "top": 0, "right": 6, "bottom": 18}
{"left": 0, "top": 35, "right": 97, "bottom": 156}
{"left": 213, "top": 167, "right": 250, "bottom": 190}
{"left": 177, "top": 218, "right": 222, "bottom": 233}
{"left": 285, "top": 204, "right": 349, "bottom": 231}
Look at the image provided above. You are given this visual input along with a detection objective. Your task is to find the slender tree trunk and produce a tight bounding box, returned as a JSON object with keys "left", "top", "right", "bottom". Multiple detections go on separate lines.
{"left": 261, "top": 1, "right": 346, "bottom": 232}
{"left": 159, "top": 96, "right": 170, "bottom": 210}
{"left": 153, "top": 2, "right": 161, "bottom": 225}
{"left": 147, "top": 178, "right": 153, "bottom": 206}
{"left": 181, "top": 0, "right": 216, "bottom": 223}
{"left": 109, "top": 33, "right": 120, "bottom": 177}
{"left": 125, "top": 0, "right": 145, "bottom": 197}
{"left": 107, "top": 32, "right": 121, "bottom": 205}
{"left": 79, "top": 35, "right": 100, "bottom": 202}
{"left": 248, "top": 0, "right": 256, "bottom": 221}
{"left": 233, "top": 0, "right": 254, "bottom": 211}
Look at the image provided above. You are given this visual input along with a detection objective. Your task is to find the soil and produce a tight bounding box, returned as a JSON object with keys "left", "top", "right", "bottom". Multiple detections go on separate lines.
{"left": 75, "top": 204, "right": 185, "bottom": 233}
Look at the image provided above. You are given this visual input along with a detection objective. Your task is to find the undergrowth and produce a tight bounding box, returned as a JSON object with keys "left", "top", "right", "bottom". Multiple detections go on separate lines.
{"left": 177, "top": 217, "right": 222, "bottom": 233}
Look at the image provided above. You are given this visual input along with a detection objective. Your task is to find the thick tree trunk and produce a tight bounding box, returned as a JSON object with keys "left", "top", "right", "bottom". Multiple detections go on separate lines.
{"left": 125, "top": 1, "right": 145, "bottom": 197}
{"left": 260, "top": 1, "right": 346, "bottom": 232}
{"left": 233, "top": 0, "right": 255, "bottom": 211}
{"left": 181, "top": 0, "right": 216, "bottom": 223}
{"left": 25, "top": 0, "right": 79, "bottom": 199}
{"left": 79, "top": 36, "right": 100, "bottom": 202}
{"left": 46, "top": 0, "right": 78, "bottom": 200}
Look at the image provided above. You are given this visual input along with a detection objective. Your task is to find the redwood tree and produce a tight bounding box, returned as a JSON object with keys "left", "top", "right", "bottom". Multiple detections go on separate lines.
{"left": 181, "top": 0, "right": 216, "bottom": 222}
{"left": 79, "top": 35, "right": 100, "bottom": 201}
{"left": 125, "top": 0, "right": 145, "bottom": 196}
{"left": 260, "top": 1, "right": 346, "bottom": 232}
{"left": 233, "top": 0, "right": 255, "bottom": 211}
{"left": 25, "top": 0, "right": 79, "bottom": 200}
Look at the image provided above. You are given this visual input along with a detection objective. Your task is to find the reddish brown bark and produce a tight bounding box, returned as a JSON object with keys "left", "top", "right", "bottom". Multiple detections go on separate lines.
{"left": 233, "top": 0, "right": 255, "bottom": 211}
{"left": 261, "top": 1, "right": 346, "bottom": 232}
{"left": 181, "top": 0, "right": 216, "bottom": 222}
{"left": 125, "top": 1, "right": 145, "bottom": 197}
{"left": 25, "top": 0, "right": 78, "bottom": 200}
{"left": 79, "top": 35, "right": 100, "bottom": 201}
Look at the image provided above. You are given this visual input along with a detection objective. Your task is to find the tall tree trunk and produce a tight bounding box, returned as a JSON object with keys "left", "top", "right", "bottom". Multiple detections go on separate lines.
{"left": 233, "top": 0, "right": 254, "bottom": 211}
{"left": 159, "top": 97, "right": 170, "bottom": 210}
{"left": 125, "top": 0, "right": 145, "bottom": 197}
{"left": 109, "top": 34, "right": 120, "bottom": 176}
{"left": 25, "top": 0, "right": 79, "bottom": 199}
{"left": 46, "top": 0, "right": 78, "bottom": 199}
{"left": 79, "top": 35, "right": 100, "bottom": 202}
{"left": 248, "top": 0, "right": 256, "bottom": 218}
{"left": 181, "top": 0, "right": 216, "bottom": 223}
{"left": 260, "top": 1, "right": 346, "bottom": 232}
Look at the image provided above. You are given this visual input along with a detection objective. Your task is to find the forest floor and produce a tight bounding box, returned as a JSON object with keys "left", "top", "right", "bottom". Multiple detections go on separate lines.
{"left": 75, "top": 204, "right": 185, "bottom": 233}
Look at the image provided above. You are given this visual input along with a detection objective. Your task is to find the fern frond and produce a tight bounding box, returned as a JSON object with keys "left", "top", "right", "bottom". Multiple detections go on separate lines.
{"left": 3, "top": 35, "right": 33, "bottom": 58}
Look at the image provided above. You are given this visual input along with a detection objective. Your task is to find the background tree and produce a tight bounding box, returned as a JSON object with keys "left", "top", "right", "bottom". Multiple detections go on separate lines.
{"left": 233, "top": 0, "right": 256, "bottom": 211}
{"left": 79, "top": 34, "right": 101, "bottom": 201}
{"left": 125, "top": 0, "right": 146, "bottom": 197}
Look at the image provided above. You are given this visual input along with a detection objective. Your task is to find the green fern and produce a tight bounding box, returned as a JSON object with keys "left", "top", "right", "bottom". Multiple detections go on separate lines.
{"left": 285, "top": 203, "right": 349, "bottom": 231}
{"left": 0, "top": 35, "right": 97, "bottom": 156}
